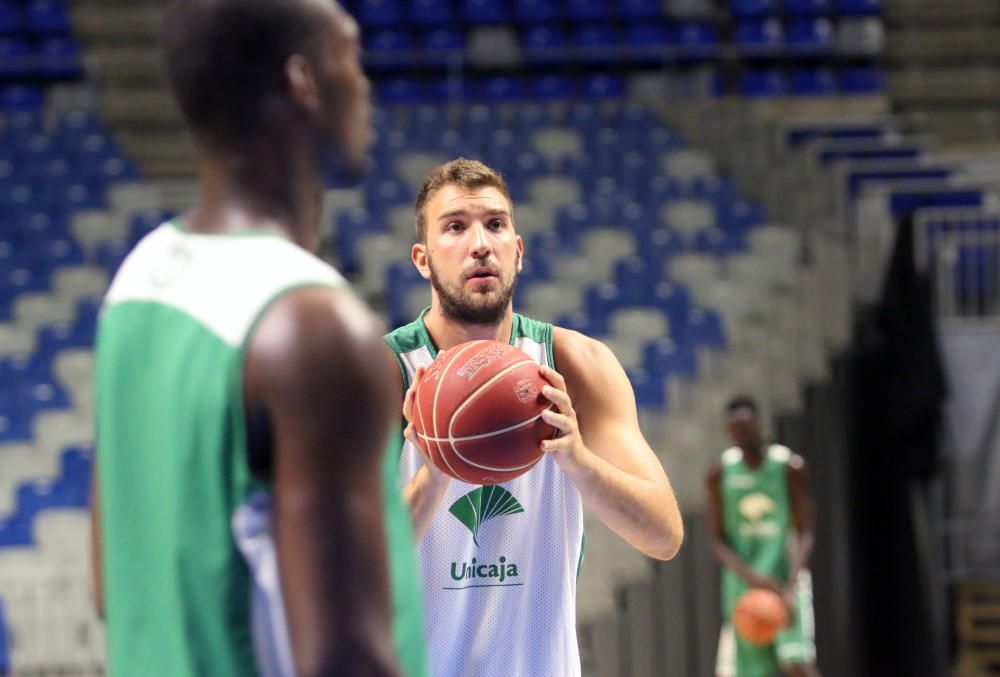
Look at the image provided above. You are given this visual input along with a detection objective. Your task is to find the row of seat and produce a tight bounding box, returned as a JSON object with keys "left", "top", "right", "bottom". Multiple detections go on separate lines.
{"left": 365, "top": 17, "right": 882, "bottom": 60}
{"left": 0, "top": 0, "right": 71, "bottom": 36}
{"left": 347, "top": 0, "right": 881, "bottom": 27}
{"left": 0, "top": 36, "right": 83, "bottom": 80}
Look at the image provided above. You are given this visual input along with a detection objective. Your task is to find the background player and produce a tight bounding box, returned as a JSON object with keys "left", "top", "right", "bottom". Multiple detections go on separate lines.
{"left": 706, "top": 395, "right": 820, "bottom": 677}
{"left": 90, "top": 1, "right": 426, "bottom": 675}
{"left": 385, "top": 158, "right": 683, "bottom": 676}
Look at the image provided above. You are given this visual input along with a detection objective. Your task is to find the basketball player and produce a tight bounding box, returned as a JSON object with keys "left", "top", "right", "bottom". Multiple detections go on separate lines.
{"left": 706, "top": 396, "right": 820, "bottom": 677}
{"left": 89, "top": 2, "right": 427, "bottom": 675}
{"left": 384, "top": 159, "right": 683, "bottom": 676}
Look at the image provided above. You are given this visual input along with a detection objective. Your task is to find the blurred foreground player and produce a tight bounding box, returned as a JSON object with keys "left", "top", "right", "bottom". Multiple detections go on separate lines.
{"left": 706, "top": 396, "right": 820, "bottom": 677}
{"left": 90, "top": 2, "right": 427, "bottom": 675}
{"left": 385, "top": 159, "right": 684, "bottom": 676}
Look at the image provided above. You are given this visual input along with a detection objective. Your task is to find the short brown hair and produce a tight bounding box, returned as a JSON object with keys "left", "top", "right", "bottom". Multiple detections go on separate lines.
{"left": 413, "top": 158, "right": 513, "bottom": 241}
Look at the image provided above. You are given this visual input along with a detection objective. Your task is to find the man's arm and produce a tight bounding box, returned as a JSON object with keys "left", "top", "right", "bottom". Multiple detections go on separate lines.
{"left": 89, "top": 464, "right": 104, "bottom": 620}
{"left": 542, "top": 328, "right": 682, "bottom": 561}
{"left": 785, "top": 454, "right": 815, "bottom": 590}
{"left": 244, "top": 286, "right": 400, "bottom": 677}
{"left": 705, "top": 463, "right": 780, "bottom": 590}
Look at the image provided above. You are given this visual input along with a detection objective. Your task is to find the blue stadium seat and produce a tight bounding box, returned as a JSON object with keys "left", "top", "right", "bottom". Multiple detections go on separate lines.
{"left": 620, "top": 0, "right": 663, "bottom": 19}
{"left": 336, "top": 207, "right": 383, "bottom": 273}
{"left": 839, "top": 65, "right": 883, "bottom": 93}
{"left": 685, "top": 307, "right": 725, "bottom": 348}
{"left": 643, "top": 174, "right": 684, "bottom": 206}
{"left": 4, "top": 266, "right": 49, "bottom": 295}
{"left": 37, "top": 36, "right": 82, "bottom": 78}
{"left": 422, "top": 27, "right": 465, "bottom": 55}
{"left": 614, "top": 256, "right": 661, "bottom": 303}
{"left": 729, "top": 0, "right": 776, "bottom": 18}
{"left": 513, "top": 0, "right": 558, "bottom": 23}
{"left": 0, "top": 38, "right": 32, "bottom": 78}
{"left": 0, "top": 85, "right": 43, "bottom": 111}
{"left": 734, "top": 19, "right": 784, "bottom": 55}
{"left": 385, "top": 262, "right": 425, "bottom": 326}
{"left": 650, "top": 281, "right": 693, "bottom": 326}
{"left": 40, "top": 236, "right": 84, "bottom": 268}
{"left": 529, "top": 73, "right": 574, "bottom": 100}
{"left": 478, "top": 75, "right": 523, "bottom": 101}
{"left": 669, "top": 21, "right": 719, "bottom": 58}
{"left": 784, "top": 0, "right": 829, "bottom": 15}
{"left": 75, "top": 295, "right": 102, "bottom": 326}
{"left": 695, "top": 227, "right": 743, "bottom": 255}
{"left": 127, "top": 209, "right": 171, "bottom": 244}
{"left": 357, "top": 0, "right": 403, "bottom": 26}
{"left": 0, "top": 514, "right": 32, "bottom": 546}
{"left": 93, "top": 156, "right": 139, "bottom": 184}
{"left": 787, "top": 18, "right": 835, "bottom": 54}
{"left": 365, "top": 28, "right": 412, "bottom": 53}
{"left": 638, "top": 227, "right": 686, "bottom": 266}
{"left": 17, "top": 380, "right": 71, "bottom": 416}
{"left": 740, "top": 68, "right": 787, "bottom": 97}
{"left": 624, "top": 22, "right": 670, "bottom": 54}
{"left": 643, "top": 338, "right": 697, "bottom": 378}
{"left": 722, "top": 199, "right": 766, "bottom": 231}
{"left": 462, "top": 0, "right": 506, "bottom": 24}
{"left": 521, "top": 25, "right": 567, "bottom": 65}
{"left": 37, "top": 317, "right": 95, "bottom": 355}
{"left": 835, "top": 0, "right": 882, "bottom": 15}
{"left": 377, "top": 77, "right": 423, "bottom": 104}
{"left": 24, "top": 0, "right": 70, "bottom": 34}
{"left": 556, "top": 311, "right": 600, "bottom": 336}
{"left": 627, "top": 368, "right": 666, "bottom": 408}
{"left": 60, "top": 181, "right": 106, "bottom": 211}
{"left": 566, "top": 0, "right": 610, "bottom": 22}
{"left": 410, "top": 0, "right": 453, "bottom": 25}
{"left": 513, "top": 103, "right": 554, "bottom": 131}
{"left": 0, "top": 1, "right": 21, "bottom": 34}
{"left": 573, "top": 25, "right": 618, "bottom": 64}
{"left": 0, "top": 353, "right": 51, "bottom": 385}
{"left": 790, "top": 66, "right": 836, "bottom": 95}
{"left": 582, "top": 73, "right": 625, "bottom": 99}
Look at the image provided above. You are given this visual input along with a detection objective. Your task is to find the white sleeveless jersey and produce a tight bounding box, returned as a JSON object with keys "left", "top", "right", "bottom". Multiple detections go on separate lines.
{"left": 385, "top": 311, "right": 585, "bottom": 677}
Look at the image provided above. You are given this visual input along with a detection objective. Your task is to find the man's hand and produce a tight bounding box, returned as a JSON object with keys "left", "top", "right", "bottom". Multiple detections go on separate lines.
{"left": 401, "top": 366, "right": 449, "bottom": 486}
{"left": 539, "top": 365, "right": 594, "bottom": 471}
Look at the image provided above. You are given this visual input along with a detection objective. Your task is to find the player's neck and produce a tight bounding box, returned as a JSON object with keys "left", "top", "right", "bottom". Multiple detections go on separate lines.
{"left": 740, "top": 443, "right": 766, "bottom": 468}
{"left": 423, "top": 305, "right": 515, "bottom": 352}
{"left": 187, "top": 145, "right": 323, "bottom": 251}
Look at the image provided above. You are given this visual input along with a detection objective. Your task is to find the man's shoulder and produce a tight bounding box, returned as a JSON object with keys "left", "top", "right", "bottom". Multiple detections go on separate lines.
{"left": 384, "top": 316, "right": 428, "bottom": 355}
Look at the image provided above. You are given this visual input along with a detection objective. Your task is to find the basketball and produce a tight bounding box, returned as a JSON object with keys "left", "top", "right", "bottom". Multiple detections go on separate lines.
{"left": 411, "top": 340, "right": 555, "bottom": 485}
{"left": 733, "top": 588, "right": 789, "bottom": 646}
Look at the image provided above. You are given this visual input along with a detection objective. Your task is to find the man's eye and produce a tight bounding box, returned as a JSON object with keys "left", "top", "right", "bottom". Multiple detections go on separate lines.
{"left": 489, "top": 220, "right": 503, "bottom": 229}
{"left": 448, "top": 222, "right": 463, "bottom": 232}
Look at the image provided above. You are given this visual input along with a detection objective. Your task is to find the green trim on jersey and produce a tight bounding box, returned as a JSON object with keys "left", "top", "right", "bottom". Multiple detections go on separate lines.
{"left": 384, "top": 308, "right": 555, "bottom": 391}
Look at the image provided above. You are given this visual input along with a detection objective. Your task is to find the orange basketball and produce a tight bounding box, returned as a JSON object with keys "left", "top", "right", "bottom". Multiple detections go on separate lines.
{"left": 412, "top": 340, "right": 555, "bottom": 485}
{"left": 733, "top": 588, "right": 789, "bottom": 646}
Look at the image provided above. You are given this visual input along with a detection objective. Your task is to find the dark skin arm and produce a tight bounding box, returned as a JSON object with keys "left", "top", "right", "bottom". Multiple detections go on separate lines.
{"left": 784, "top": 455, "right": 815, "bottom": 597}
{"left": 89, "top": 466, "right": 104, "bottom": 620}
{"left": 243, "top": 286, "right": 401, "bottom": 677}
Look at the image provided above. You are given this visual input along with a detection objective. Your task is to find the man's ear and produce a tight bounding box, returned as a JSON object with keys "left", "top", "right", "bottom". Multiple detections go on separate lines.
{"left": 286, "top": 54, "right": 320, "bottom": 113}
{"left": 515, "top": 235, "right": 524, "bottom": 273}
{"left": 412, "top": 242, "right": 431, "bottom": 281}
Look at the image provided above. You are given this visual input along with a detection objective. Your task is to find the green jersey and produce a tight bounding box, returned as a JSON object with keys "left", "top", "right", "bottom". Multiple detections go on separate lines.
{"left": 719, "top": 444, "right": 792, "bottom": 618}
{"left": 96, "top": 222, "right": 427, "bottom": 677}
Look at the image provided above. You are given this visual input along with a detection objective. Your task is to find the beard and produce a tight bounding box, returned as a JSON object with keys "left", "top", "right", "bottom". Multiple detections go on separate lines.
{"left": 427, "top": 254, "right": 518, "bottom": 326}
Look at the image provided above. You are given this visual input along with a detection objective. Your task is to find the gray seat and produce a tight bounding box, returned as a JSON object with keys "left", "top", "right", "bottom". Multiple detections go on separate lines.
{"left": 659, "top": 200, "right": 715, "bottom": 239}
{"left": 530, "top": 128, "right": 582, "bottom": 166}
{"left": 528, "top": 176, "right": 581, "bottom": 213}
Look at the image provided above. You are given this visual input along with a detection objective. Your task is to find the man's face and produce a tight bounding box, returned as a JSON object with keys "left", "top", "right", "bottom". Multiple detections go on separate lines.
{"left": 726, "top": 407, "right": 763, "bottom": 449}
{"left": 415, "top": 184, "right": 523, "bottom": 325}
{"left": 312, "top": 3, "right": 372, "bottom": 180}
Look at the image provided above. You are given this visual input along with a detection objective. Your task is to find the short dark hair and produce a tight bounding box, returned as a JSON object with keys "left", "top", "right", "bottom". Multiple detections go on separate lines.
{"left": 725, "top": 395, "right": 759, "bottom": 415}
{"left": 413, "top": 158, "right": 513, "bottom": 242}
{"left": 162, "top": 0, "right": 329, "bottom": 151}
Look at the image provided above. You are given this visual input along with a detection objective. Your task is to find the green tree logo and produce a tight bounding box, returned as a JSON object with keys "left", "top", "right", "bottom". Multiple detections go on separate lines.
{"left": 449, "top": 486, "right": 524, "bottom": 546}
